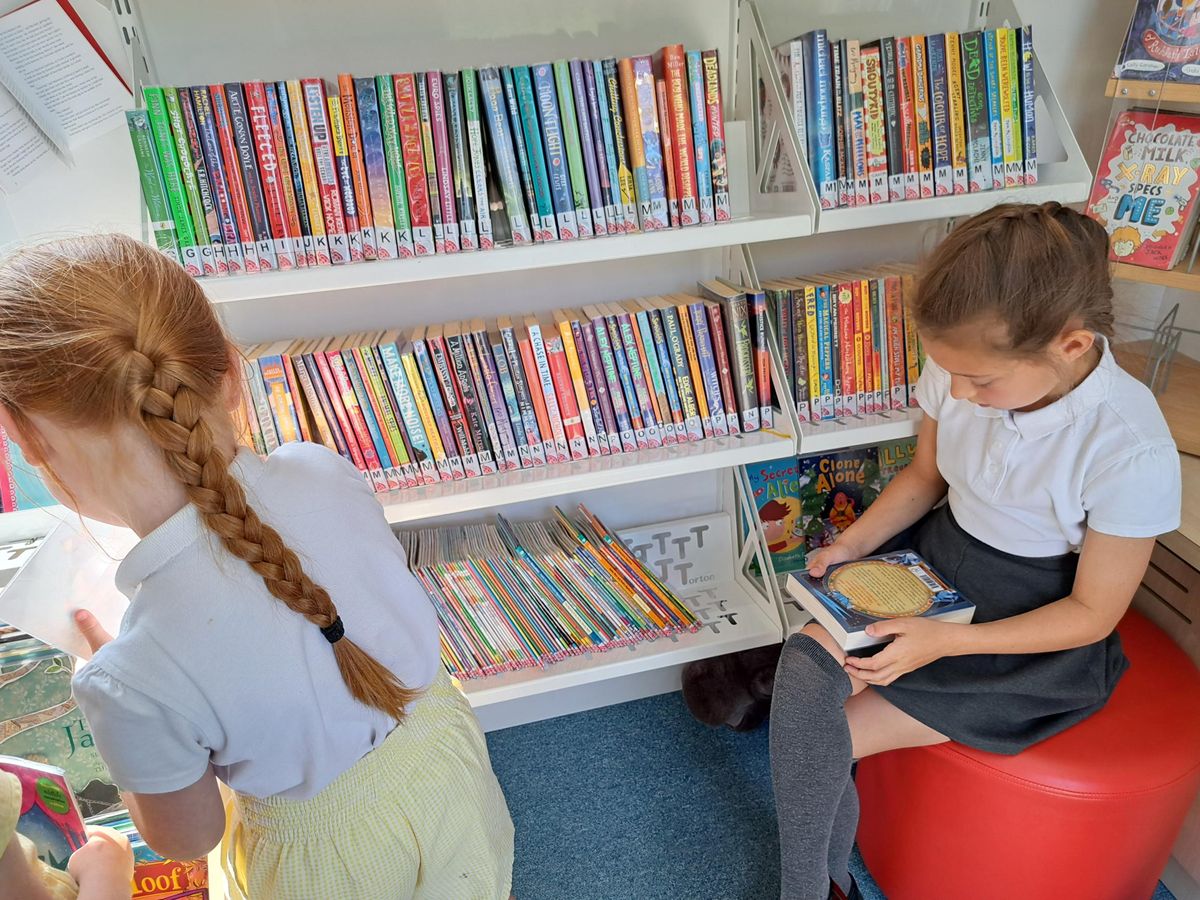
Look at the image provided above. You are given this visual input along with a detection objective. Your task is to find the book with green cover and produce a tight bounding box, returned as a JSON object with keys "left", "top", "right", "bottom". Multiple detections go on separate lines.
{"left": 141, "top": 87, "right": 197, "bottom": 254}
{"left": 124, "top": 110, "right": 180, "bottom": 261}
{"left": 161, "top": 88, "right": 210, "bottom": 253}
{"left": 553, "top": 60, "right": 594, "bottom": 237}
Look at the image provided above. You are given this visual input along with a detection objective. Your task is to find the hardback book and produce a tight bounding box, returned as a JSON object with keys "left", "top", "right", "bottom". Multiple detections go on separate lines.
{"left": 1087, "top": 107, "right": 1200, "bottom": 270}
{"left": 785, "top": 550, "right": 975, "bottom": 650}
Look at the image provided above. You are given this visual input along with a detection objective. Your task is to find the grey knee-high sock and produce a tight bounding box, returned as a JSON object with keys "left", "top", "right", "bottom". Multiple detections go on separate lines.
{"left": 770, "top": 633, "right": 855, "bottom": 900}
{"left": 827, "top": 777, "right": 859, "bottom": 894}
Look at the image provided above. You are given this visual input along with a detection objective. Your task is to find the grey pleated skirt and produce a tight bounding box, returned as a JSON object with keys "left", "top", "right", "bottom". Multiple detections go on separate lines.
{"left": 871, "top": 504, "right": 1129, "bottom": 755}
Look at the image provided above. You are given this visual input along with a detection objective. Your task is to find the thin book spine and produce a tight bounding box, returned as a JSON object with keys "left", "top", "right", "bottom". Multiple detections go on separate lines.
{"left": 570, "top": 59, "right": 608, "bottom": 236}
{"left": 588, "top": 311, "right": 638, "bottom": 452}
{"left": 677, "top": 302, "right": 713, "bottom": 437}
{"left": 226, "top": 82, "right": 279, "bottom": 271}
{"left": 532, "top": 62, "right": 578, "bottom": 240}
{"left": 800, "top": 33, "right": 835, "bottom": 209}
{"left": 945, "top": 33, "right": 969, "bottom": 194}
{"left": 706, "top": 302, "right": 742, "bottom": 435}
{"left": 463, "top": 69, "right": 496, "bottom": 249}
{"left": 1019, "top": 25, "right": 1037, "bottom": 186}
{"left": 142, "top": 86, "right": 199, "bottom": 274}
{"left": 414, "top": 74, "right": 446, "bottom": 252}
{"left": 801, "top": 285, "right": 821, "bottom": 421}
{"left": 486, "top": 328, "right": 534, "bottom": 468}
{"left": 479, "top": 67, "right": 534, "bottom": 245}
{"left": 501, "top": 67, "right": 542, "bottom": 242}
{"left": 815, "top": 284, "right": 834, "bottom": 419}
{"left": 353, "top": 77, "right": 401, "bottom": 260}
{"left": 526, "top": 318, "right": 574, "bottom": 460}
{"left": 617, "top": 58, "right": 652, "bottom": 230}
{"left": 959, "top": 32, "right": 991, "bottom": 193}
{"left": 379, "top": 342, "right": 441, "bottom": 484}
{"left": 498, "top": 320, "right": 549, "bottom": 465}
{"left": 657, "top": 302, "right": 704, "bottom": 440}
{"left": 554, "top": 60, "right": 595, "bottom": 238}
{"left": 844, "top": 40, "right": 869, "bottom": 207}
{"left": 895, "top": 38, "right": 919, "bottom": 200}
{"left": 337, "top": 75, "right": 377, "bottom": 259}
{"left": 983, "top": 30, "right": 1005, "bottom": 190}
{"left": 244, "top": 81, "right": 298, "bottom": 270}
{"left": 542, "top": 325, "right": 589, "bottom": 458}
{"left": 301, "top": 79, "right": 350, "bottom": 265}
{"left": 880, "top": 38, "right": 905, "bottom": 202}
{"left": 630, "top": 56, "right": 670, "bottom": 229}
{"left": 605, "top": 58, "right": 641, "bottom": 230}
{"left": 427, "top": 72, "right": 461, "bottom": 252}
{"left": 584, "top": 61, "right": 621, "bottom": 234}
{"left": 176, "top": 87, "right": 226, "bottom": 274}
{"left": 656, "top": 79, "right": 680, "bottom": 228}
{"left": 192, "top": 86, "right": 245, "bottom": 271}
{"left": 910, "top": 37, "right": 934, "bottom": 198}
{"left": 1006, "top": 28, "right": 1024, "bottom": 188}
{"left": 662, "top": 45, "right": 699, "bottom": 226}
{"left": 995, "top": 28, "right": 1019, "bottom": 188}
{"left": 686, "top": 51, "right": 715, "bottom": 225}
{"left": 927, "top": 35, "right": 952, "bottom": 197}
{"left": 394, "top": 74, "right": 435, "bottom": 255}
{"left": 211, "top": 84, "right": 261, "bottom": 272}
{"left": 327, "top": 94, "right": 365, "bottom": 262}
{"left": 861, "top": 43, "right": 889, "bottom": 204}
{"left": 263, "top": 83, "right": 306, "bottom": 267}
{"left": 514, "top": 65, "right": 559, "bottom": 241}
{"left": 884, "top": 275, "right": 907, "bottom": 410}
{"left": 566, "top": 317, "right": 608, "bottom": 454}
{"left": 125, "top": 109, "right": 180, "bottom": 262}
{"left": 902, "top": 274, "right": 920, "bottom": 406}
{"left": 853, "top": 279, "right": 867, "bottom": 414}
{"left": 611, "top": 309, "right": 661, "bottom": 448}
{"left": 285, "top": 80, "right": 330, "bottom": 265}
{"left": 275, "top": 82, "right": 318, "bottom": 266}
{"left": 162, "top": 87, "right": 215, "bottom": 275}
{"left": 443, "top": 73, "right": 478, "bottom": 251}
{"left": 445, "top": 330, "right": 496, "bottom": 474}
{"left": 373, "top": 76, "right": 415, "bottom": 258}
{"left": 468, "top": 327, "right": 520, "bottom": 470}
{"left": 643, "top": 305, "right": 686, "bottom": 436}
{"left": 830, "top": 40, "right": 849, "bottom": 207}
{"left": 685, "top": 299, "right": 728, "bottom": 436}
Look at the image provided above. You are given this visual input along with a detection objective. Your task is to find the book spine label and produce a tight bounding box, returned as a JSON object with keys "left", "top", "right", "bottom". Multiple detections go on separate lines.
{"left": 861, "top": 46, "right": 889, "bottom": 204}
{"left": 813, "top": 286, "right": 833, "bottom": 418}
{"left": 1019, "top": 26, "right": 1037, "bottom": 186}
{"left": 663, "top": 46, "right": 699, "bottom": 227}
{"left": 413, "top": 339, "right": 467, "bottom": 478}
{"left": 414, "top": 75, "right": 445, "bottom": 251}
{"left": 275, "top": 83, "right": 316, "bottom": 266}
{"left": 487, "top": 335, "right": 534, "bottom": 467}
{"left": 617, "top": 58, "right": 650, "bottom": 230}
{"left": 830, "top": 40, "right": 849, "bottom": 207}
{"left": 590, "top": 316, "right": 637, "bottom": 452}
{"left": 125, "top": 110, "right": 181, "bottom": 261}
{"left": 656, "top": 79, "right": 680, "bottom": 228}
{"left": 462, "top": 70, "right": 496, "bottom": 249}
{"left": 687, "top": 303, "right": 728, "bottom": 436}
{"left": 910, "top": 37, "right": 934, "bottom": 198}
{"left": 678, "top": 305, "right": 712, "bottom": 437}
{"left": 427, "top": 72, "right": 461, "bottom": 253}
{"left": 852, "top": 280, "right": 867, "bottom": 413}
{"left": 611, "top": 314, "right": 659, "bottom": 447}
{"left": 606, "top": 58, "right": 641, "bottom": 230}
{"left": 353, "top": 78, "right": 400, "bottom": 260}
{"left": 945, "top": 33, "right": 969, "bottom": 194}
{"left": 959, "top": 32, "right": 991, "bottom": 192}
{"left": 633, "top": 310, "right": 676, "bottom": 441}
{"left": 176, "top": 88, "right": 225, "bottom": 274}
{"left": 544, "top": 330, "right": 589, "bottom": 458}
{"left": 706, "top": 303, "right": 741, "bottom": 435}
{"left": 836, "top": 283, "right": 856, "bottom": 415}
{"left": 583, "top": 61, "right": 621, "bottom": 234}
{"left": 469, "top": 332, "right": 519, "bottom": 469}
{"left": 983, "top": 31, "right": 1005, "bottom": 190}
{"left": 162, "top": 87, "right": 212, "bottom": 273}
{"left": 373, "top": 76, "right": 415, "bottom": 257}
{"left": 523, "top": 325, "right": 568, "bottom": 461}
{"left": 532, "top": 63, "right": 579, "bottom": 240}
{"left": 570, "top": 59, "right": 608, "bottom": 236}
{"left": 1006, "top": 29, "right": 1023, "bottom": 187}
{"left": 996, "top": 29, "right": 1018, "bottom": 187}
{"left": 881, "top": 38, "right": 905, "bottom": 202}
{"left": 443, "top": 74, "right": 477, "bottom": 251}
{"left": 645, "top": 309, "right": 684, "bottom": 435}
{"left": 400, "top": 350, "right": 456, "bottom": 480}
{"left": 301, "top": 79, "right": 350, "bottom": 265}
{"left": 901, "top": 275, "right": 920, "bottom": 406}
{"left": 143, "top": 87, "right": 198, "bottom": 267}
{"left": 262, "top": 84, "right": 306, "bottom": 268}
{"left": 802, "top": 33, "right": 837, "bottom": 209}
{"left": 884, "top": 276, "right": 907, "bottom": 410}
{"left": 327, "top": 353, "right": 388, "bottom": 490}
{"left": 244, "top": 82, "right": 297, "bottom": 269}
{"left": 659, "top": 306, "right": 703, "bottom": 440}
{"left": 445, "top": 334, "right": 496, "bottom": 474}
{"left": 750, "top": 290, "right": 773, "bottom": 428}
{"left": 394, "top": 74, "right": 435, "bottom": 255}
{"left": 193, "top": 87, "right": 245, "bottom": 268}
{"left": 479, "top": 67, "right": 534, "bottom": 244}
{"left": 380, "top": 344, "right": 440, "bottom": 483}
{"left": 895, "top": 38, "right": 919, "bottom": 200}
{"left": 501, "top": 67, "right": 542, "bottom": 243}
{"left": 685, "top": 51, "right": 715, "bottom": 225}
{"left": 357, "top": 347, "right": 413, "bottom": 483}
{"left": 326, "top": 96, "right": 363, "bottom": 262}
{"left": 344, "top": 349, "right": 401, "bottom": 489}
{"left": 226, "top": 83, "right": 279, "bottom": 270}
{"left": 845, "top": 41, "right": 869, "bottom": 207}
{"left": 284, "top": 81, "right": 328, "bottom": 265}
{"left": 566, "top": 319, "right": 607, "bottom": 453}
{"left": 927, "top": 35, "right": 952, "bottom": 197}
{"left": 428, "top": 336, "right": 480, "bottom": 475}
{"left": 514, "top": 66, "right": 560, "bottom": 241}
{"left": 554, "top": 60, "right": 594, "bottom": 238}
{"left": 337, "top": 75, "right": 377, "bottom": 259}
{"left": 210, "top": 85, "right": 260, "bottom": 271}
{"left": 789, "top": 289, "right": 810, "bottom": 422}
{"left": 500, "top": 326, "right": 549, "bottom": 465}
{"left": 631, "top": 56, "right": 670, "bottom": 230}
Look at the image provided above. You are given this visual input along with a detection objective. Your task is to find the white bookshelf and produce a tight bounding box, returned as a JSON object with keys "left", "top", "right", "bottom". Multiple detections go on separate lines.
{"left": 799, "top": 409, "right": 923, "bottom": 455}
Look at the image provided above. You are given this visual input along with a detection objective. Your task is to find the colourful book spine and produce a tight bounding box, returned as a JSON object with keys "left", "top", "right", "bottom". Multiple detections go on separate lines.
{"left": 339, "top": 349, "right": 399, "bottom": 489}
{"left": 462, "top": 69, "right": 496, "bottom": 250}
{"left": 604, "top": 58, "right": 640, "bottom": 230}
{"left": 996, "top": 28, "right": 1019, "bottom": 187}
{"left": 237, "top": 362, "right": 267, "bottom": 454}
{"left": 801, "top": 285, "right": 821, "bottom": 421}
{"left": 927, "top": 35, "right": 952, "bottom": 197}
{"left": 328, "top": 94, "right": 365, "bottom": 262}
{"left": 142, "top": 86, "right": 198, "bottom": 273}
{"left": 244, "top": 358, "right": 280, "bottom": 453}
{"left": 479, "top": 67, "right": 534, "bottom": 245}
{"left": 853, "top": 280, "right": 868, "bottom": 413}
{"left": 801, "top": 31, "right": 837, "bottom": 210}
{"left": 747, "top": 287, "right": 774, "bottom": 428}
{"left": 125, "top": 110, "right": 180, "bottom": 262}
{"left": 275, "top": 82, "right": 317, "bottom": 266}
{"left": 162, "top": 87, "right": 213, "bottom": 275}
{"left": 285, "top": 80, "right": 329, "bottom": 266}
{"left": 895, "top": 37, "right": 919, "bottom": 200}
{"left": 861, "top": 44, "right": 889, "bottom": 204}
{"left": 617, "top": 58, "right": 651, "bottom": 231}
{"left": 532, "top": 62, "right": 579, "bottom": 240}
{"left": 225, "top": 82, "right": 279, "bottom": 271}
{"left": 880, "top": 38, "right": 905, "bottom": 203}
{"left": 501, "top": 66, "right": 542, "bottom": 242}
{"left": 662, "top": 45, "right": 699, "bottom": 227}
{"left": 374, "top": 76, "right": 415, "bottom": 257}
{"left": 487, "top": 330, "right": 534, "bottom": 467}
{"left": 830, "top": 40, "right": 849, "bottom": 207}
{"left": 301, "top": 79, "right": 350, "bottom": 265}
{"left": 393, "top": 74, "right": 434, "bottom": 256}
{"left": 631, "top": 307, "right": 674, "bottom": 441}
{"left": 554, "top": 60, "right": 594, "bottom": 238}
{"left": 175, "top": 88, "right": 225, "bottom": 274}
{"left": 263, "top": 83, "right": 306, "bottom": 268}
{"left": 686, "top": 300, "right": 728, "bottom": 436}
{"left": 412, "top": 336, "right": 466, "bottom": 478}
{"left": 588, "top": 313, "right": 637, "bottom": 452}
{"left": 498, "top": 322, "right": 549, "bottom": 465}
{"left": 297, "top": 353, "right": 347, "bottom": 460}
{"left": 444, "top": 332, "right": 496, "bottom": 474}
{"left": 312, "top": 350, "right": 368, "bottom": 476}
{"left": 983, "top": 30, "right": 1005, "bottom": 190}
{"left": 862, "top": 279, "right": 879, "bottom": 412}
{"left": 836, "top": 282, "right": 856, "bottom": 415}
{"left": 556, "top": 318, "right": 601, "bottom": 455}
{"left": 570, "top": 59, "right": 608, "bottom": 236}
{"left": 337, "top": 75, "right": 376, "bottom": 259}
{"left": 192, "top": 86, "right": 245, "bottom": 270}
{"left": 527, "top": 319, "right": 574, "bottom": 460}
{"left": 415, "top": 74, "right": 446, "bottom": 252}
{"left": 784, "top": 287, "right": 807, "bottom": 422}
{"left": 358, "top": 345, "right": 413, "bottom": 475}
{"left": 543, "top": 328, "right": 588, "bottom": 458}
{"left": 910, "top": 36, "right": 934, "bottom": 199}
{"left": 258, "top": 356, "right": 302, "bottom": 443}
{"left": 686, "top": 51, "right": 715, "bottom": 225}
{"left": 1019, "top": 25, "right": 1036, "bottom": 186}
{"left": 401, "top": 346, "right": 457, "bottom": 480}
{"left": 1006, "top": 28, "right": 1023, "bottom": 188}
{"left": 844, "top": 40, "right": 869, "bottom": 207}
{"left": 567, "top": 317, "right": 608, "bottom": 453}
{"left": 901, "top": 274, "right": 920, "bottom": 406}
{"left": 959, "top": 31, "right": 991, "bottom": 192}
{"left": 244, "top": 81, "right": 298, "bottom": 270}
{"left": 354, "top": 77, "right": 403, "bottom": 260}
{"left": 211, "top": 84, "right": 261, "bottom": 272}
{"left": 603, "top": 311, "right": 646, "bottom": 439}
{"left": 443, "top": 73, "right": 478, "bottom": 251}
{"left": 469, "top": 328, "right": 520, "bottom": 470}
{"left": 427, "top": 333, "right": 480, "bottom": 475}
{"left": 380, "top": 343, "right": 441, "bottom": 484}
{"left": 584, "top": 61, "right": 621, "bottom": 234}
{"left": 644, "top": 307, "right": 685, "bottom": 436}
{"left": 814, "top": 284, "right": 834, "bottom": 419}
{"left": 706, "top": 302, "right": 742, "bottom": 435}
{"left": 677, "top": 302, "right": 713, "bottom": 437}
{"left": 658, "top": 303, "right": 703, "bottom": 440}
{"left": 373, "top": 346, "right": 419, "bottom": 484}
{"left": 945, "top": 33, "right": 969, "bottom": 194}
{"left": 884, "top": 275, "right": 907, "bottom": 410}
{"left": 630, "top": 56, "right": 670, "bottom": 230}
{"left": 655, "top": 79, "right": 680, "bottom": 228}
{"left": 518, "top": 328, "right": 561, "bottom": 462}
{"left": 343, "top": 349, "right": 398, "bottom": 483}
{"left": 514, "top": 65, "right": 559, "bottom": 241}
{"left": 612, "top": 310, "right": 661, "bottom": 447}
{"left": 427, "top": 72, "right": 461, "bottom": 253}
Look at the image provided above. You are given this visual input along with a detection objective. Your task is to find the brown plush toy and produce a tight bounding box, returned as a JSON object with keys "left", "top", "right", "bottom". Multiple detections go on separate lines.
{"left": 680, "top": 643, "right": 783, "bottom": 732}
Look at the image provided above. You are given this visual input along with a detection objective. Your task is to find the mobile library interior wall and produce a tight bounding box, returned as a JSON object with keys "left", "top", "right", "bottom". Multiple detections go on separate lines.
{"left": 0, "top": 0, "right": 1090, "bottom": 731}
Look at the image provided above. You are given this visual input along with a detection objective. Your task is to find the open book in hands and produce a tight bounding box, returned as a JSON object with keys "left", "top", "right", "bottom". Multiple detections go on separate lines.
{"left": 785, "top": 550, "right": 975, "bottom": 651}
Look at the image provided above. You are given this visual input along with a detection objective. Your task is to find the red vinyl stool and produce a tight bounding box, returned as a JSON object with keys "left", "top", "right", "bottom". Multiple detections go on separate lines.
{"left": 856, "top": 610, "right": 1200, "bottom": 900}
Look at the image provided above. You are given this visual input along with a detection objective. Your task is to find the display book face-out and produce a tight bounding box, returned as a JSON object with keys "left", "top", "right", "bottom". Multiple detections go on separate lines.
{"left": 0, "top": 754, "right": 87, "bottom": 872}
{"left": 785, "top": 550, "right": 975, "bottom": 651}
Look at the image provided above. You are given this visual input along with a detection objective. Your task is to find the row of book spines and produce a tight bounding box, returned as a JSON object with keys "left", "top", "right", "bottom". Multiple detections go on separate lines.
{"left": 126, "top": 49, "right": 731, "bottom": 281}
{"left": 763, "top": 265, "right": 923, "bottom": 423}
{"left": 235, "top": 288, "right": 776, "bottom": 493}
{"left": 783, "top": 25, "right": 1035, "bottom": 208}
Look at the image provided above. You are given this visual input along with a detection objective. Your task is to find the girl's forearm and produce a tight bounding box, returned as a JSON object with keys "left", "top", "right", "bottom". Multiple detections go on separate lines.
{"left": 836, "top": 464, "right": 948, "bottom": 557}
{"left": 946, "top": 596, "right": 1113, "bottom": 656}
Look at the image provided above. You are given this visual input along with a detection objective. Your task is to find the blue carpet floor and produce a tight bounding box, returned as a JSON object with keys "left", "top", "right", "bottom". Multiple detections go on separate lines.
{"left": 486, "top": 690, "right": 1178, "bottom": 900}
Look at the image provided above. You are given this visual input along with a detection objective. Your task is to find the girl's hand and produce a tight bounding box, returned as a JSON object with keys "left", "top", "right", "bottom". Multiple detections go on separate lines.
{"left": 68, "top": 827, "right": 134, "bottom": 900}
{"left": 843, "top": 618, "right": 960, "bottom": 686}
{"left": 805, "top": 541, "right": 861, "bottom": 578}
{"left": 75, "top": 610, "right": 113, "bottom": 656}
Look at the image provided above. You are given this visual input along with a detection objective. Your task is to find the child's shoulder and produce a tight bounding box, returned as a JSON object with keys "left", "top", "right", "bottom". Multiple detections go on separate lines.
{"left": 1097, "top": 358, "right": 1174, "bottom": 451}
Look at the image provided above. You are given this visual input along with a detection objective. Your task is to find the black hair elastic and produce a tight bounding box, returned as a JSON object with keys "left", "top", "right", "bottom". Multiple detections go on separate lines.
{"left": 320, "top": 616, "right": 345, "bottom": 644}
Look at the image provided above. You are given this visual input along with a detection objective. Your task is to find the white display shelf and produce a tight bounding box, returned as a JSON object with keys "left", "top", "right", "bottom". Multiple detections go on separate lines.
{"left": 380, "top": 423, "right": 795, "bottom": 524}
{"left": 0, "top": 506, "right": 66, "bottom": 544}
{"left": 798, "top": 408, "right": 923, "bottom": 455}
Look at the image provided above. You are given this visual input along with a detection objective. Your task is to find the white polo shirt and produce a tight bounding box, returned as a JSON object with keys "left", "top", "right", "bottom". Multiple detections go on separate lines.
{"left": 916, "top": 338, "right": 1181, "bottom": 557}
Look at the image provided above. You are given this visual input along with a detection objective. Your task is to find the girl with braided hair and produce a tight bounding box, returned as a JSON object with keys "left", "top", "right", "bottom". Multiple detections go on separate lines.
{"left": 769, "top": 202, "right": 1181, "bottom": 900}
{"left": 0, "top": 234, "right": 513, "bottom": 900}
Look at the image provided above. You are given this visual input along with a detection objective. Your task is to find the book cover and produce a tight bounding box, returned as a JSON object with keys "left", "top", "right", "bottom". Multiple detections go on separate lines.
{"left": 877, "top": 435, "right": 917, "bottom": 485}
{"left": 300, "top": 79, "right": 349, "bottom": 265}
{"left": 1019, "top": 25, "right": 1037, "bottom": 186}
{"left": 353, "top": 77, "right": 401, "bottom": 260}
{"left": 604, "top": 58, "right": 641, "bottom": 230}
{"left": 225, "top": 83, "right": 278, "bottom": 270}
{"left": 175, "top": 88, "right": 224, "bottom": 274}
{"left": 243, "top": 82, "right": 297, "bottom": 270}
{"left": 895, "top": 37, "right": 919, "bottom": 200}
{"left": 983, "top": 30, "right": 1006, "bottom": 190}
{"left": 927, "top": 34, "right": 952, "bottom": 197}
{"left": 532, "top": 62, "right": 579, "bottom": 240}
{"left": 801, "top": 31, "right": 837, "bottom": 209}
{"left": 910, "top": 36, "right": 934, "bottom": 198}
{"left": 210, "top": 84, "right": 261, "bottom": 272}
{"left": 337, "top": 75, "right": 377, "bottom": 258}
{"left": 785, "top": 550, "right": 974, "bottom": 651}
{"left": 426, "top": 72, "right": 461, "bottom": 253}
{"left": 554, "top": 60, "right": 594, "bottom": 237}
{"left": 501, "top": 66, "right": 544, "bottom": 241}
{"left": 880, "top": 38, "right": 904, "bottom": 202}
{"left": 630, "top": 56, "right": 670, "bottom": 230}
{"left": 685, "top": 51, "right": 715, "bottom": 225}
{"left": 588, "top": 60, "right": 624, "bottom": 234}
{"left": 192, "top": 86, "right": 246, "bottom": 270}
{"left": 273, "top": 83, "right": 317, "bottom": 266}
{"left": 959, "top": 31, "right": 991, "bottom": 192}
{"left": 514, "top": 65, "right": 560, "bottom": 241}
{"left": 443, "top": 73, "right": 478, "bottom": 251}
{"left": 1113, "top": 0, "right": 1200, "bottom": 84}
{"left": 945, "top": 32, "right": 969, "bottom": 194}
{"left": 861, "top": 42, "right": 889, "bottom": 204}
{"left": 284, "top": 81, "right": 328, "bottom": 265}
{"left": 327, "top": 95, "right": 364, "bottom": 262}
{"left": 799, "top": 446, "right": 881, "bottom": 551}
{"left": 570, "top": 59, "right": 609, "bottom": 236}
{"left": 0, "top": 756, "right": 87, "bottom": 872}
{"left": 746, "top": 458, "right": 806, "bottom": 575}
{"left": 1086, "top": 107, "right": 1200, "bottom": 269}
{"left": 125, "top": 109, "right": 180, "bottom": 261}
{"left": 393, "top": 73, "right": 435, "bottom": 255}
{"left": 700, "top": 50, "right": 731, "bottom": 221}
{"left": 414, "top": 74, "right": 445, "bottom": 252}
{"left": 661, "top": 45, "right": 699, "bottom": 226}
{"left": 656, "top": 79, "right": 681, "bottom": 227}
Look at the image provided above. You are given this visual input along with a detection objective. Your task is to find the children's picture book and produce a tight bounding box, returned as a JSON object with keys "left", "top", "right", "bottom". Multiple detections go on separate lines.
{"left": 88, "top": 808, "right": 210, "bottom": 899}
{"left": 747, "top": 458, "right": 806, "bottom": 575}
{"left": 785, "top": 550, "right": 975, "bottom": 650}
{"left": 0, "top": 755, "right": 88, "bottom": 871}
{"left": 799, "top": 447, "right": 883, "bottom": 552}
{"left": 1087, "top": 107, "right": 1200, "bottom": 270}
{"left": 1113, "top": 0, "right": 1200, "bottom": 84}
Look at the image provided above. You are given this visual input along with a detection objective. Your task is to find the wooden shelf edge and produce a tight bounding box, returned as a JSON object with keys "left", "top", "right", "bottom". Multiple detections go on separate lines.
{"left": 1106, "top": 78, "right": 1200, "bottom": 103}
{"left": 1111, "top": 261, "right": 1200, "bottom": 292}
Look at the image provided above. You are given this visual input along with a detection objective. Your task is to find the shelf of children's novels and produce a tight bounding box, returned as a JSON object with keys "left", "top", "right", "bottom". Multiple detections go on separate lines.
{"left": 739, "top": 0, "right": 1092, "bottom": 236}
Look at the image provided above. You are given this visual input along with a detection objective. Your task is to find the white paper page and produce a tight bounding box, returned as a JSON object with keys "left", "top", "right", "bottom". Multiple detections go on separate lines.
{"left": 0, "top": 512, "right": 133, "bottom": 659}
{"left": 0, "top": 82, "right": 54, "bottom": 191}
{"left": 0, "top": 0, "right": 129, "bottom": 152}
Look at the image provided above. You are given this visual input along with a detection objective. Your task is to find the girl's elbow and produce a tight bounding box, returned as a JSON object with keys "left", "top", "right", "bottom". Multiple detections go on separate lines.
{"left": 141, "top": 824, "right": 222, "bottom": 864}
